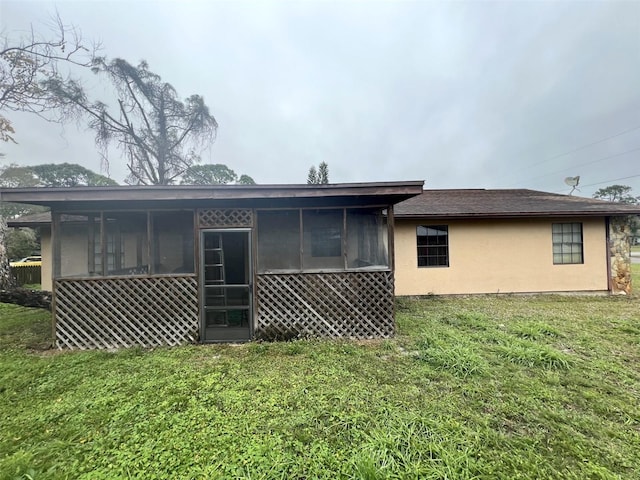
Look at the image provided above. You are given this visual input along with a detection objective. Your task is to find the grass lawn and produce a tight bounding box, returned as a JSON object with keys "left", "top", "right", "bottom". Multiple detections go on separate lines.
{"left": 1, "top": 295, "right": 640, "bottom": 480}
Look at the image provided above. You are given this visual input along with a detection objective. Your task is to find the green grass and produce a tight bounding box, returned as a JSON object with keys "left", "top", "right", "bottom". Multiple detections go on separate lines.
{"left": 2, "top": 295, "right": 640, "bottom": 479}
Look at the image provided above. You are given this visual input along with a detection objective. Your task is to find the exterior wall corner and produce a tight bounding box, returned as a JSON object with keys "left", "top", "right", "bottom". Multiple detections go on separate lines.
{"left": 609, "top": 216, "right": 633, "bottom": 295}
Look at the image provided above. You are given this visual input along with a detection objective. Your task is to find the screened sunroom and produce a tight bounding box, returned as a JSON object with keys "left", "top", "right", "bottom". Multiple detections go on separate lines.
{"left": 0, "top": 182, "right": 423, "bottom": 349}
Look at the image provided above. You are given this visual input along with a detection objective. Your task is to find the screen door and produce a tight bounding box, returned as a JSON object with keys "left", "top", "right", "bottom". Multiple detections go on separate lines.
{"left": 201, "top": 230, "right": 252, "bottom": 342}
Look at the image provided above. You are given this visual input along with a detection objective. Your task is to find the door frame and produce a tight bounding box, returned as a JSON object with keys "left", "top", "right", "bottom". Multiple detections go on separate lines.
{"left": 199, "top": 228, "right": 253, "bottom": 343}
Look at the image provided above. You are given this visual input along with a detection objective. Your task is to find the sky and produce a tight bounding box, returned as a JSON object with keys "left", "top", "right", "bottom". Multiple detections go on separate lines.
{"left": 1, "top": 0, "right": 639, "bottom": 197}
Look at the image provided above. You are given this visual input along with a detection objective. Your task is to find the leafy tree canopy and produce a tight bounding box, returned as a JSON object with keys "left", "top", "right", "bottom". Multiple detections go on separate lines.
{"left": 592, "top": 185, "right": 639, "bottom": 204}
{"left": 180, "top": 164, "right": 255, "bottom": 185}
{"left": 0, "top": 163, "right": 116, "bottom": 218}
{"left": 6, "top": 228, "right": 38, "bottom": 261}
{"left": 0, "top": 162, "right": 117, "bottom": 188}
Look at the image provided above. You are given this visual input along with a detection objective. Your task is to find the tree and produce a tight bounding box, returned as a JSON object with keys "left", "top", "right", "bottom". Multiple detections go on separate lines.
{"left": 307, "top": 162, "right": 329, "bottom": 185}
{"left": 0, "top": 162, "right": 117, "bottom": 217}
{"left": 30, "top": 162, "right": 117, "bottom": 187}
{"left": 0, "top": 221, "right": 12, "bottom": 289}
{"left": 592, "top": 185, "right": 639, "bottom": 204}
{"left": 317, "top": 161, "right": 329, "bottom": 184}
{"left": 6, "top": 228, "right": 38, "bottom": 260}
{"left": 1, "top": 13, "right": 95, "bottom": 289}
{"left": 46, "top": 58, "right": 218, "bottom": 185}
{"left": 307, "top": 166, "right": 317, "bottom": 185}
{"left": 594, "top": 185, "right": 640, "bottom": 244}
{"left": 237, "top": 174, "right": 256, "bottom": 185}
{"left": 0, "top": 12, "right": 96, "bottom": 142}
{"left": 180, "top": 164, "right": 254, "bottom": 185}
{"left": 0, "top": 162, "right": 117, "bottom": 189}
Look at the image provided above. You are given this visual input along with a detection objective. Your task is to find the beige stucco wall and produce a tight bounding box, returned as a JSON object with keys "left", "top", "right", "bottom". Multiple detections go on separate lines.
{"left": 395, "top": 217, "right": 609, "bottom": 295}
{"left": 40, "top": 227, "right": 52, "bottom": 292}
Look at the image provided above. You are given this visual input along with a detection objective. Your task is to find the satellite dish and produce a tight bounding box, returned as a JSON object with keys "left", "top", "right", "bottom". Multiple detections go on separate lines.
{"left": 564, "top": 176, "right": 580, "bottom": 195}
{"left": 564, "top": 176, "right": 580, "bottom": 187}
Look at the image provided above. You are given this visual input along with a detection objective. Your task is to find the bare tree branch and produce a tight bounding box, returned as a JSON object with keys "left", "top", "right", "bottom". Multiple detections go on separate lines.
{"left": 0, "top": 11, "right": 99, "bottom": 142}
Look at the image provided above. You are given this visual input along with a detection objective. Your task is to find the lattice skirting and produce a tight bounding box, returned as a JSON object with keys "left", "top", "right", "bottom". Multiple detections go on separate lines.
{"left": 256, "top": 271, "right": 395, "bottom": 340}
{"left": 54, "top": 276, "right": 198, "bottom": 349}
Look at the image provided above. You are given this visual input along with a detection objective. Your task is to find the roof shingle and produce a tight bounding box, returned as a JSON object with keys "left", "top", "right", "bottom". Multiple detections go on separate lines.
{"left": 394, "top": 189, "right": 640, "bottom": 218}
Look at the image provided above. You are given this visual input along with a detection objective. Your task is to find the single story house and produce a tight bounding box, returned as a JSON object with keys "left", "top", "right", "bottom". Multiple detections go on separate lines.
{"left": 393, "top": 189, "right": 640, "bottom": 296}
{"left": 1, "top": 181, "right": 424, "bottom": 349}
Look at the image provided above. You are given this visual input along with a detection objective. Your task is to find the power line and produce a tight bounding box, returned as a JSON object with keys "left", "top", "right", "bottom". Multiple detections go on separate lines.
{"left": 540, "top": 124, "right": 640, "bottom": 163}
{"left": 579, "top": 174, "right": 640, "bottom": 189}
{"left": 499, "top": 123, "right": 640, "bottom": 187}
{"left": 515, "top": 146, "right": 640, "bottom": 184}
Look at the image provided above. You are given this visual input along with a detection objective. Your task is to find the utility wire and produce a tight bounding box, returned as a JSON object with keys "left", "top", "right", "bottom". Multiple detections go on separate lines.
{"left": 499, "top": 123, "right": 640, "bottom": 187}
{"left": 553, "top": 173, "right": 640, "bottom": 193}
{"left": 516, "top": 146, "right": 640, "bottom": 184}
{"left": 578, "top": 174, "right": 640, "bottom": 189}
{"left": 539, "top": 124, "right": 640, "bottom": 164}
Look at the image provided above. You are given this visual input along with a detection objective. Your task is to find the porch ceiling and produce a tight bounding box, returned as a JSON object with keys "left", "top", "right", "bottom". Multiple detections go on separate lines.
{"left": 0, "top": 181, "right": 424, "bottom": 210}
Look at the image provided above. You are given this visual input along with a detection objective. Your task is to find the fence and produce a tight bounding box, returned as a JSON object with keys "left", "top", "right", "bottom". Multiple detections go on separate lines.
{"left": 10, "top": 265, "right": 41, "bottom": 287}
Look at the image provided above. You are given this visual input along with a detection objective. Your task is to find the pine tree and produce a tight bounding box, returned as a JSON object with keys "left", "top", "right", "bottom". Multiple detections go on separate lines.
{"left": 307, "top": 166, "right": 318, "bottom": 184}
{"left": 317, "top": 162, "right": 329, "bottom": 184}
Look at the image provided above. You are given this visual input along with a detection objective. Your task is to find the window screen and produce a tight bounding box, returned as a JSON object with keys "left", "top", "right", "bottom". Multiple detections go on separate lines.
{"left": 302, "top": 209, "right": 344, "bottom": 269}
{"left": 152, "top": 211, "right": 194, "bottom": 274}
{"left": 257, "top": 210, "right": 301, "bottom": 271}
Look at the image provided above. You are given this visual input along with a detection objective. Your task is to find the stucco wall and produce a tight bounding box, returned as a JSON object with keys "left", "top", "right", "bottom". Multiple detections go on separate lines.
{"left": 41, "top": 227, "right": 52, "bottom": 292}
{"left": 395, "top": 217, "right": 609, "bottom": 295}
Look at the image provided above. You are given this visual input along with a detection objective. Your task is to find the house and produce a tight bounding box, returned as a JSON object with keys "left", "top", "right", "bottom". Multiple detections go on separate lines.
{"left": 393, "top": 189, "right": 640, "bottom": 296}
{"left": 1, "top": 181, "right": 424, "bottom": 349}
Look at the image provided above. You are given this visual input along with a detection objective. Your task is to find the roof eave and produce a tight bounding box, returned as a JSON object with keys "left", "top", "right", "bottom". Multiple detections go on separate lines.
{"left": 0, "top": 181, "right": 425, "bottom": 208}
{"left": 394, "top": 210, "right": 640, "bottom": 220}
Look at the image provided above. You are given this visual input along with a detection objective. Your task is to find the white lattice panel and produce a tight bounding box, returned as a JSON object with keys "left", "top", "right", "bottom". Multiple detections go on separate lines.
{"left": 54, "top": 276, "right": 199, "bottom": 349}
{"left": 198, "top": 209, "right": 253, "bottom": 228}
{"left": 256, "top": 271, "right": 395, "bottom": 340}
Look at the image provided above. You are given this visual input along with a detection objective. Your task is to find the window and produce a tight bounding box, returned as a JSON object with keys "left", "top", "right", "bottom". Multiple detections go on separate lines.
{"left": 59, "top": 214, "right": 98, "bottom": 277}
{"left": 552, "top": 223, "right": 583, "bottom": 264}
{"left": 104, "top": 212, "right": 148, "bottom": 275}
{"left": 257, "top": 210, "right": 301, "bottom": 271}
{"left": 93, "top": 233, "right": 124, "bottom": 275}
{"left": 303, "top": 209, "right": 343, "bottom": 269}
{"left": 56, "top": 211, "right": 194, "bottom": 277}
{"left": 346, "top": 209, "right": 388, "bottom": 269}
{"left": 256, "top": 208, "right": 389, "bottom": 272}
{"left": 417, "top": 225, "right": 449, "bottom": 267}
{"left": 152, "top": 211, "right": 195, "bottom": 274}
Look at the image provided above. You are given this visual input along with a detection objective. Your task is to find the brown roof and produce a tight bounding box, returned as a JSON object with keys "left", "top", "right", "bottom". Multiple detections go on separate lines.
{"left": 0, "top": 181, "right": 424, "bottom": 210}
{"left": 394, "top": 189, "right": 640, "bottom": 219}
{"left": 6, "top": 212, "right": 52, "bottom": 227}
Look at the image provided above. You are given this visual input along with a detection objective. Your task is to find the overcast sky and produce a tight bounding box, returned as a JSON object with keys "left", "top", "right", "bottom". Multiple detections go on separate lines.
{"left": 1, "top": 0, "right": 639, "bottom": 197}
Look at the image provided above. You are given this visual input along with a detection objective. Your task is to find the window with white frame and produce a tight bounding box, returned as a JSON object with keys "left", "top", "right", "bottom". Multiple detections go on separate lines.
{"left": 552, "top": 223, "right": 583, "bottom": 264}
